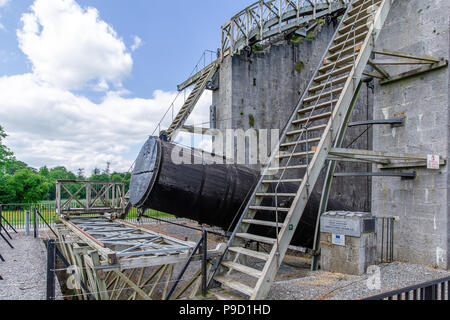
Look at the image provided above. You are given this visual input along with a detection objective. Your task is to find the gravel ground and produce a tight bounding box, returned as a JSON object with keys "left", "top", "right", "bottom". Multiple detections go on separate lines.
{"left": 268, "top": 262, "right": 450, "bottom": 300}
{"left": 148, "top": 221, "right": 450, "bottom": 300}
{"left": 0, "top": 231, "right": 62, "bottom": 300}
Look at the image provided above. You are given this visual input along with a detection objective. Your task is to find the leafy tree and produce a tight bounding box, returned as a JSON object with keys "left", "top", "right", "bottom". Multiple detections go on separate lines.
{"left": 9, "top": 169, "right": 49, "bottom": 203}
{"left": 0, "top": 125, "right": 13, "bottom": 172}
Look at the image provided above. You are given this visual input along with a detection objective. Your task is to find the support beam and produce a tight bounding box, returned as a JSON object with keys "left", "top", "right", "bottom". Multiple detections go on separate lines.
{"left": 334, "top": 171, "right": 417, "bottom": 179}
{"left": 380, "top": 59, "right": 448, "bottom": 85}
{"left": 348, "top": 118, "right": 404, "bottom": 127}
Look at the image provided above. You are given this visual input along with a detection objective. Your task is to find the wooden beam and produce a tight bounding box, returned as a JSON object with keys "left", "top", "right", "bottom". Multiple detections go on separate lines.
{"left": 380, "top": 60, "right": 448, "bottom": 85}
{"left": 373, "top": 48, "right": 441, "bottom": 63}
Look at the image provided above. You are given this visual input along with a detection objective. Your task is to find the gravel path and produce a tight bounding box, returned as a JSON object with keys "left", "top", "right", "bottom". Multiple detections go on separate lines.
{"left": 0, "top": 232, "right": 62, "bottom": 300}
{"left": 268, "top": 262, "right": 450, "bottom": 300}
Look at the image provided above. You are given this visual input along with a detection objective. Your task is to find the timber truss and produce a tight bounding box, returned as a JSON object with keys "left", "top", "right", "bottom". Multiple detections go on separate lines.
{"left": 364, "top": 48, "right": 448, "bottom": 85}
{"left": 54, "top": 216, "right": 220, "bottom": 300}
{"left": 56, "top": 180, "right": 126, "bottom": 217}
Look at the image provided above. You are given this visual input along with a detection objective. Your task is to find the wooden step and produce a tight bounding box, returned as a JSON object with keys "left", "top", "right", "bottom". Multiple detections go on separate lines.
{"left": 209, "top": 288, "right": 243, "bottom": 301}
{"left": 329, "top": 33, "right": 367, "bottom": 53}
{"left": 298, "top": 100, "right": 339, "bottom": 115}
{"left": 340, "top": 13, "right": 374, "bottom": 35}
{"left": 228, "top": 247, "right": 269, "bottom": 261}
{"left": 327, "top": 43, "right": 363, "bottom": 62}
{"left": 343, "top": 10, "right": 374, "bottom": 27}
{"left": 304, "top": 88, "right": 343, "bottom": 104}
{"left": 249, "top": 206, "right": 290, "bottom": 212}
{"left": 255, "top": 193, "right": 297, "bottom": 198}
{"left": 286, "top": 124, "right": 327, "bottom": 136}
{"left": 236, "top": 233, "right": 277, "bottom": 245}
{"left": 348, "top": 0, "right": 381, "bottom": 17}
{"left": 320, "top": 55, "right": 356, "bottom": 73}
{"left": 309, "top": 75, "right": 349, "bottom": 93}
{"left": 222, "top": 261, "right": 262, "bottom": 278}
{"left": 268, "top": 164, "right": 308, "bottom": 171}
{"left": 277, "top": 150, "right": 315, "bottom": 160}
{"left": 215, "top": 276, "right": 254, "bottom": 297}
{"left": 334, "top": 24, "right": 369, "bottom": 45}
{"left": 262, "top": 178, "right": 303, "bottom": 184}
{"left": 292, "top": 112, "right": 332, "bottom": 126}
{"left": 280, "top": 137, "right": 321, "bottom": 148}
{"left": 314, "top": 65, "right": 352, "bottom": 82}
{"left": 243, "top": 219, "right": 285, "bottom": 228}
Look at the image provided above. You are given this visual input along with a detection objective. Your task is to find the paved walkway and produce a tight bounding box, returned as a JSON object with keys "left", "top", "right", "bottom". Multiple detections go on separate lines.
{"left": 0, "top": 231, "right": 62, "bottom": 300}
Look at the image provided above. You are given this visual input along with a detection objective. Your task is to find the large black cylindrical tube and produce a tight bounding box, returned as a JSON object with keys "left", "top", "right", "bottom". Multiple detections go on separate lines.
{"left": 130, "top": 137, "right": 346, "bottom": 248}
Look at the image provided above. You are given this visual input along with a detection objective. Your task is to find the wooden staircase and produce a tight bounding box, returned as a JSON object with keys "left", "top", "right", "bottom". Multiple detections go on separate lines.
{"left": 208, "top": 0, "right": 393, "bottom": 300}
{"left": 166, "top": 62, "right": 219, "bottom": 141}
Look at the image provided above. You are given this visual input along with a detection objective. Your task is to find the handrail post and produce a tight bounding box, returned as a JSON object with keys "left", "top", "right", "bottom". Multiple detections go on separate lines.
{"left": 33, "top": 207, "right": 39, "bottom": 238}
{"left": 46, "top": 239, "right": 56, "bottom": 301}
{"left": 202, "top": 229, "right": 208, "bottom": 297}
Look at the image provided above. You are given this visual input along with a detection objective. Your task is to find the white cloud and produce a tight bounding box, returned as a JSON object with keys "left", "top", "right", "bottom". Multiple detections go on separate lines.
{"left": 0, "top": 0, "right": 213, "bottom": 174}
{"left": 17, "top": 0, "right": 133, "bottom": 91}
{"left": 0, "top": 0, "right": 10, "bottom": 8}
{"left": 131, "top": 36, "right": 143, "bottom": 52}
{"left": 0, "top": 73, "right": 212, "bottom": 173}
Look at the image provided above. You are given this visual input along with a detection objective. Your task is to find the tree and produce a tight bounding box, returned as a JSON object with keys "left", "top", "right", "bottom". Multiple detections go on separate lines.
{"left": 0, "top": 125, "right": 13, "bottom": 172}
{"left": 77, "top": 168, "right": 85, "bottom": 179}
{"left": 9, "top": 169, "right": 49, "bottom": 203}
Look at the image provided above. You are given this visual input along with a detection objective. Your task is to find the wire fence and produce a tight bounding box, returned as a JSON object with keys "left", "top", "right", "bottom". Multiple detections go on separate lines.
{"left": 0, "top": 203, "right": 177, "bottom": 231}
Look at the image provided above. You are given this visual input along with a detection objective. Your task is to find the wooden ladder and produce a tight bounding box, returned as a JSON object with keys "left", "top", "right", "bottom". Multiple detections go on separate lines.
{"left": 208, "top": 0, "right": 393, "bottom": 300}
{"left": 166, "top": 63, "right": 219, "bottom": 141}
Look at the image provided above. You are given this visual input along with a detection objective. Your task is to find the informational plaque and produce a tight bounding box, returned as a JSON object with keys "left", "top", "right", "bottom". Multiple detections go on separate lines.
{"left": 321, "top": 216, "right": 362, "bottom": 237}
{"left": 332, "top": 234, "right": 346, "bottom": 246}
{"left": 427, "top": 155, "right": 440, "bottom": 170}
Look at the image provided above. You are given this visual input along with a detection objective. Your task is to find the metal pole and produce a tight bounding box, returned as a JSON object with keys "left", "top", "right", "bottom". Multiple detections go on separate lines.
{"left": 46, "top": 239, "right": 56, "bottom": 300}
{"left": 25, "top": 211, "right": 30, "bottom": 236}
{"left": 0, "top": 254, "right": 4, "bottom": 262}
{"left": 33, "top": 208, "right": 39, "bottom": 238}
{"left": 202, "top": 229, "right": 207, "bottom": 297}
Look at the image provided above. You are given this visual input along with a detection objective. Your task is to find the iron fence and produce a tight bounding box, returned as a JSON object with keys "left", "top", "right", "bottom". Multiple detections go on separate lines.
{"left": 377, "top": 217, "right": 395, "bottom": 264}
{"left": 365, "top": 276, "right": 450, "bottom": 300}
{"left": 0, "top": 203, "right": 175, "bottom": 231}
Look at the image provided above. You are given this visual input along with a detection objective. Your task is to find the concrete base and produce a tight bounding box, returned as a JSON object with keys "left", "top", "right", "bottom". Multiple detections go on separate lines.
{"left": 320, "top": 232, "right": 377, "bottom": 276}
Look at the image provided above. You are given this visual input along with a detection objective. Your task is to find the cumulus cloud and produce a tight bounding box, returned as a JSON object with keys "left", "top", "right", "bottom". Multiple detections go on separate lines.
{"left": 0, "top": 0, "right": 212, "bottom": 173}
{"left": 131, "top": 36, "right": 143, "bottom": 52}
{"left": 0, "top": 0, "right": 10, "bottom": 8}
{"left": 17, "top": 0, "right": 133, "bottom": 90}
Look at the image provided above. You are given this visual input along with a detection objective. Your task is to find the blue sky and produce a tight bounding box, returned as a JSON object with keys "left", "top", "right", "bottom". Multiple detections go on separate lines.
{"left": 0, "top": 0, "right": 254, "bottom": 173}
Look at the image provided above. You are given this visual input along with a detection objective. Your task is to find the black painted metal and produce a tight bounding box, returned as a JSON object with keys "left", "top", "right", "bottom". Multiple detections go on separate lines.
{"left": 364, "top": 276, "right": 450, "bottom": 300}
{"left": 165, "top": 233, "right": 204, "bottom": 300}
{"left": 348, "top": 119, "right": 404, "bottom": 127}
{"left": 202, "top": 229, "right": 207, "bottom": 297}
{"left": 130, "top": 137, "right": 348, "bottom": 248}
{"left": 0, "top": 254, "right": 4, "bottom": 262}
{"left": 35, "top": 209, "right": 58, "bottom": 238}
{"left": 47, "top": 239, "right": 56, "bottom": 301}
{"left": 33, "top": 208, "right": 38, "bottom": 238}
{"left": 0, "top": 206, "right": 17, "bottom": 234}
{"left": 334, "top": 171, "right": 416, "bottom": 179}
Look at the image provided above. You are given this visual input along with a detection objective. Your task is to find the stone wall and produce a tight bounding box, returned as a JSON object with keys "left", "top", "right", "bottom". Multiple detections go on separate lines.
{"left": 372, "top": 0, "right": 449, "bottom": 269}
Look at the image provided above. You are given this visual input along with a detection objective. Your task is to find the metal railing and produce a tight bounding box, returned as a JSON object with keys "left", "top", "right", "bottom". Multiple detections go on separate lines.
{"left": 0, "top": 203, "right": 174, "bottom": 231}
{"left": 221, "top": 0, "right": 350, "bottom": 59}
{"left": 365, "top": 276, "right": 450, "bottom": 300}
{"left": 378, "top": 217, "right": 395, "bottom": 263}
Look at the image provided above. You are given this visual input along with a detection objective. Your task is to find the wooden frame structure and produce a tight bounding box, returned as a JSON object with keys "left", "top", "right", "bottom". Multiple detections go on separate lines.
{"left": 54, "top": 216, "right": 220, "bottom": 300}
{"left": 56, "top": 180, "right": 126, "bottom": 217}
{"left": 220, "top": 0, "right": 350, "bottom": 59}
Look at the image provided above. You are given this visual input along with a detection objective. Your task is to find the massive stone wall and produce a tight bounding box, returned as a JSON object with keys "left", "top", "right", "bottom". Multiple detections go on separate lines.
{"left": 212, "top": 19, "right": 373, "bottom": 212}
{"left": 372, "top": 0, "right": 449, "bottom": 269}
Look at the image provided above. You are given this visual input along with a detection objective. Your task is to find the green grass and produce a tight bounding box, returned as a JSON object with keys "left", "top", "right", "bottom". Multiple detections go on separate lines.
{"left": 1, "top": 204, "right": 172, "bottom": 228}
